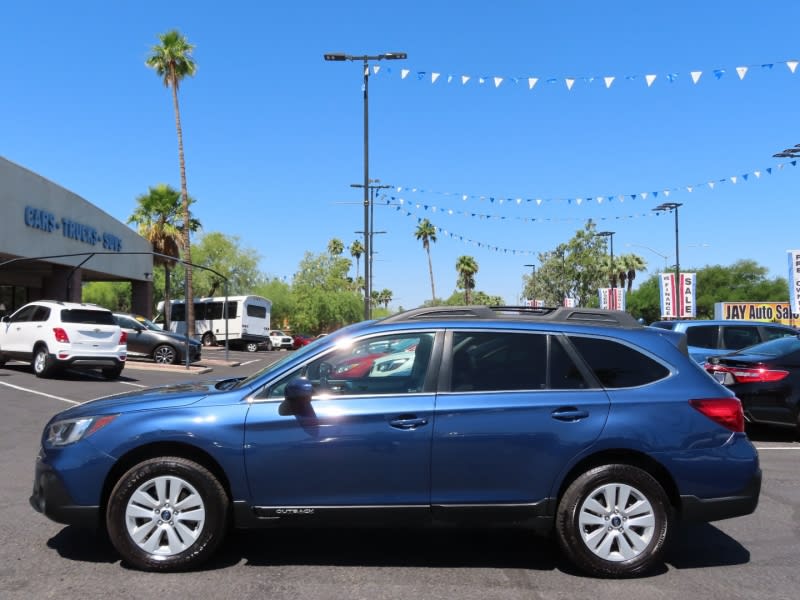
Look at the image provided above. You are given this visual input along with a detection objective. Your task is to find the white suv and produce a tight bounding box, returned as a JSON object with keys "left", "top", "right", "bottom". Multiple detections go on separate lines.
{"left": 267, "top": 330, "right": 294, "bottom": 351}
{"left": 0, "top": 301, "right": 127, "bottom": 378}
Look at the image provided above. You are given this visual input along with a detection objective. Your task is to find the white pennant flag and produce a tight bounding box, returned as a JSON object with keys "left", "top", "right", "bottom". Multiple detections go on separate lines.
{"left": 604, "top": 76, "right": 615, "bottom": 88}
{"left": 754, "top": 170, "right": 761, "bottom": 178}
{"left": 478, "top": 77, "right": 486, "bottom": 85}
{"left": 708, "top": 181, "right": 715, "bottom": 189}
{"left": 536, "top": 198, "right": 543, "bottom": 206}
{"left": 576, "top": 198, "right": 583, "bottom": 205}
{"left": 687, "top": 186, "right": 693, "bottom": 193}
{"left": 431, "top": 72, "right": 440, "bottom": 84}
{"left": 565, "top": 78, "right": 575, "bottom": 90}
{"left": 618, "top": 195, "right": 625, "bottom": 202}
{"left": 664, "top": 190, "right": 671, "bottom": 197}
{"left": 736, "top": 66, "right": 748, "bottom": 80}
{"left": 494, "top": 77, "right": 503, "bottom": 88}
{"left": 597, "top": 196, "right": 604, "bottom": 204}
{"left": 640, "top": 192, "right": 648, "bottom": 200}
{"left": 462, "top": 194, "right": 468, "bottom": 201}
{"left": 731, "top": 176, "right": 737, "bottom": 184}
{"left": 690, "top": 71, "right": 702, "bottom": 84}
{"left": 461, "top": 75, "right": 470, "bottom": 85}
{"left": 528, "top": 77, "right": 539, "bottom": 89}
{"left": 372, "top": 65, "right": 381, "bottom": 75}
{"left": 645, "top": 74, "right": 657, "bottom": 87}
{"left": 788, "top": 60, "right": 799, "bottom": 73}
{"left": 447, "top": 75, "right": 453, "bottom": 83}
{"left": 401, "top": 69, "right": 410, "bottom": 79}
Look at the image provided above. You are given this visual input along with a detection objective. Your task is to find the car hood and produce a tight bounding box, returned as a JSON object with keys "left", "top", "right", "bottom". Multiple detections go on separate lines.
{"left": 55, "top": 377, "right": 244, "bottom": 418}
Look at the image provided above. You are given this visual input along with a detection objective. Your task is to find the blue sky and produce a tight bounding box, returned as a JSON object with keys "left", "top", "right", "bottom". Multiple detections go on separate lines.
{"left": 3, "top": 1, "right": 800, "bottom": 309}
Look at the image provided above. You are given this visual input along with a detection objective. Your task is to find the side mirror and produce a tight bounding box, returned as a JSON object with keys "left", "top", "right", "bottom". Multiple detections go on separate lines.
{"left": 281, "top": 378, "right": 315, "bottom": 417}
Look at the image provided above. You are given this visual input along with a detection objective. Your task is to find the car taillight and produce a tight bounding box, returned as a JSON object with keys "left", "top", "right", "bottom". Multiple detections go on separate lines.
{"left": 53, "top": 328, "right": 70, "bottom": 343}
{"left": 689, "top": 398, "right": 745, "bottom": 432}
{"left": 705, "top": 363, "right": 789, "bottom": 384}
{"left": 119, "top": 331, "right": 127, "bottom": 345}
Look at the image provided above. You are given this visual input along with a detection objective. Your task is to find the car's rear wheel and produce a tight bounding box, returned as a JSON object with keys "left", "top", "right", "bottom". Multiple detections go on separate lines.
{"left": 556, "top": 464, "right": 671, "bottom": 578}
{"left": 245, "top": 342, "right": 259, "bottom": 353}
{"left": 265, "top": 340, "right": 273, "bottom": 351}
{"left": 201, "top": 333, "right": 216, "bottom": 347}
{"left": 102, "top": 364, "right": 124, "bottom": 379}
{"left": 153, "top": 344, "right": 178, "bottom": 364}
{"left": 33, "top": 345, "right": 55, "bottom": 378}
{"left": 106, "top": 457, "right": 229, "bottom": 571}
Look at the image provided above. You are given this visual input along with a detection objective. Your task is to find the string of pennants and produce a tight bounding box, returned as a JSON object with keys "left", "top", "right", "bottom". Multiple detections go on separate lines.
{"left": 387, "top": 160, "right": 798, "bottom": 211}
{"left": 369, "top": 57, "right": 800, "bottom": 91}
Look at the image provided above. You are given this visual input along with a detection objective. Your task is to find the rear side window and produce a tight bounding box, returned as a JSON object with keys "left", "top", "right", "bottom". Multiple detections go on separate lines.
{"left": 60, "top": 309, "right": 115, "bottom": 325}
{"left": 567, "top": 336, "right": 669, "bottom": 388}
{"left": 721, "top": 326, "right": 760, "bottom": 350}
{"left": 685, "top": 325, "right": 719, "bottom": 349}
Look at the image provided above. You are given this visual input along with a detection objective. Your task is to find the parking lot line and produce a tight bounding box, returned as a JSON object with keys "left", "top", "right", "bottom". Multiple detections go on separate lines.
{"left": 0, "top": 380, "right": 80, "bottom": 405}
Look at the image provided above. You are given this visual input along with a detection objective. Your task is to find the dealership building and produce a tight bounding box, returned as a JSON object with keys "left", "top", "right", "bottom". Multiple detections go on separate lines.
{"left": 0, "top": 156, "right": 153, "bottom": 317}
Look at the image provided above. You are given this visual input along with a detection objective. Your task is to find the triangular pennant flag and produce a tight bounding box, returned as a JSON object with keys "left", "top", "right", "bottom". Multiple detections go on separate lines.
{"left": 431, "top": 72, "right": 440, "bottom": 83}
{"left": 494, "top": 76, "right": 503, "bottom": 88}
{"left": 713, "top": 69, "right": 725, "bottom": 79}
{"left": 708, "top": 181, "right": 715, "bottom": 189}
{"left": 690, "top": 71, "right": 702, "bottom": 84}
{"left": 528, "top": 77, "right": 538, "bottom": 89}
{"left": 597, "top": 196, "right": 604, "bottom": 204}
{"left": 666, "top": 73, "right": 679, "bottom": 82}
{"left": 565, "top": 78, "right": 575, "bottom": 90}
{"left": 372, "top": 65, "right": 381, "bottom": 75}
{"left": 536, "top": 198, "right": 543, "bottom": 206}
{"left": 630, "top": 194, "right": 637, "bottom": 201}
{"left": 687, "top": 186, "right": 693, "bottom": 192}
{"left": 788, "top": 60, "right": 799, "bottom": 73}
{"left": 478, "top": 77, "right": 486, "bottom": 85}
{"left": 645, "top": 74, "right": 657, "bottom": 87}
{"left": 762, "top": 63, "right": 774, "bottom": 70}
{"left": 742, "top": 173, "right": 749, "bottom": 181}
{"left": 736, "top": 66, "right": 748, "bottom": 80}
{"left": 462, "top": 194, "right": 468, "bottom": 201}
{"left": 461, "top": 75, "right": 470, "bottom": 85}
{"left": 416, "top": 71, "right": 426, "bottom": 80}
{"left": 604, "top": 76, "right": 615, "bottom": 88}
{"left": 664, "top": 190, "right": 671, "bottom": 197}
{"left": 640, "top": 192, "right": 648, "bottom": 200}
{"left": 792, "top": 160, "right": 798, "bottom": 167}
{"left": 401, "top": 69, "right": 410, "bottom": 79}
{"left": 766, "top": 167, "right": 772, "bottom": 175}
{"left": 754, "top": 170, "right": 761, "bottom": 178}
{"left": 731, "top": 176, "right": 738, "bottom": 184}
{"left": 653, "top": 191, "right": 659, "bottom": 199}
{"left": 576, "top": 198, "right": 583, "bottom": 205}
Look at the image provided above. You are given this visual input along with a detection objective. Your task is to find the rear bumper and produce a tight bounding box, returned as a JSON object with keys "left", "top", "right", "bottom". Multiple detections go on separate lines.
{"left": 680, "top": 467, "right": 762, "bottom": 521}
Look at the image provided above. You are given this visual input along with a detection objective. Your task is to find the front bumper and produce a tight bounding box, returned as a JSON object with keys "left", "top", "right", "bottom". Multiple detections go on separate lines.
{"left": 30, "top": 455, "right": 100, "bottom": 528}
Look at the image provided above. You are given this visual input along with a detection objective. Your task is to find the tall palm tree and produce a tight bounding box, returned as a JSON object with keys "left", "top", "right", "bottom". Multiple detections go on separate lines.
{"left": 350, "top": 239, "right": 364, "bottom": 280}
{"left": 128, "top": 184, "right": 200, "bottom": 329}
{"left": 621, "top": 253, "right": 647, "bottom": 292}
{"left": 456, "top": 255, "right": 479, "bottom": 305}
{"left": 414, "top": 219, "right": 438, "bottom": 303}
{"left": 146, "top": 30, "right": 198, "bottom": 335}
{"left": 328, "top": 238, "right": 344, "bottom": 256}
{"left": 378, "top": 288, "right": 392, "bottom": 309}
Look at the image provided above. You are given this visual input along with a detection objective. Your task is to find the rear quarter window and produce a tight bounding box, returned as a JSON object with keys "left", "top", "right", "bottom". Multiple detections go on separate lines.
{"left": 60, "top": 309, "right": 116, "bottom": 325}
{"left": 567, "top": 336, "right": 669, "bottom": 388}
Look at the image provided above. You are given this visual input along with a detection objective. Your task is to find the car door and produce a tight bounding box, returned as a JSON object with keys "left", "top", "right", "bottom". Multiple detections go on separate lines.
{"left": 431, "top": 330, "right": 610, "bottom": 516}
{"left": 243, "top": 331, "right": 439, "bottom": 517}
{"left": 0, "top": 304, "right": 43, "bottom": 355}
{"left": 116, "top": 315, "right": 148, "bottom": 357}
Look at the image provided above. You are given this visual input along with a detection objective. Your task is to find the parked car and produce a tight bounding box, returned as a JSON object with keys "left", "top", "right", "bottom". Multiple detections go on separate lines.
{"left": 30, "top": 305, "right": 760, "bottom": 577}
{"left": 292, "top": 334, "right": 313, "bottom": 350}
{"left": 704, "top": 335, "right": 800, "bottom": 433}
{"left": 649, "top": 319, "right": 798, "bottom": 362}
{"left": 113, "top": 313, "right": 201, "bottom": 365}
{"left": 0, "top": 300, "right": 126, "bottom": 378}
{"left": 267, "top": 330, "right": 294, "bottom": 351}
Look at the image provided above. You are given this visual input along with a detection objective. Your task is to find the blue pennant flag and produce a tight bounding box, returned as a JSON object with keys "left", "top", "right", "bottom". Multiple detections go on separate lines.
{"left": 713, "top": 69, "right": 725, "bottom": 79}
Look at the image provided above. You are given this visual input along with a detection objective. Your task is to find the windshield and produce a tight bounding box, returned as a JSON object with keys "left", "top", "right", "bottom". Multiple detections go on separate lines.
{"left": 730, "top": 335, "right": 800, "bottom": 358}
{"left": 231, "top": 322, "right": 367, "bottom": 390}
{"left": 134, "top": 316, "right": 163, "bottom": 331}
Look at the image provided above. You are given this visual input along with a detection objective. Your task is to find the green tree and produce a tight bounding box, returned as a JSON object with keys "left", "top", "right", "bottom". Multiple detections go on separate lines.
{"left": 191, "top": 232, "right": 264, "bottom": 297}
{"left": 414, "top": 219, "right": 438, "bottom": 304}
{"left": 621, "top": 253, "right": 647, "bottom": 292}
{"left": 253, "top": 278, "right": 294, "bottom": 331}
{"left": 328, "top": 238, "right": 345, "bottom": 256}
{"left": 82, "top": 282, "right": 132, "bottom": 312}
{"left": 349, "top": 239, "right": 364, "bottom": 280}
{"left": 146, "top": 29, "right": 198, "bottom": 336}
{"left": 127, "top": 184, "right": 200, "bottom": 328}
{"left": 455, "top": 255, "right": 479, "bottom": 305}
{"left": 377, "top": 288, "right": 393, "bottom": 309}
{"left": 442, "top": 290, "right": 504, "bottom": 306}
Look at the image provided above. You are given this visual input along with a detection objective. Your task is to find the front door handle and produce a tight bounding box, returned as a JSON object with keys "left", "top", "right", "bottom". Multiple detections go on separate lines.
{"left": 389, "top": 416, "right": 429, "bottom": 429}
{"left": 551, "top": 407, "right": 590, "bottom": 422}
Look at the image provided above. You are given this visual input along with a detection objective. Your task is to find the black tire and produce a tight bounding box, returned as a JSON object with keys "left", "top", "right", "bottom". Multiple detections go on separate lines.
{"left": 153, "top": 344, "right": 178, "bottom": 364}
{"left": 106, "top": 457, "right": 229, "bottom": 572}
{"left": 102, "top": 364, "right": 125, "bottom": 379}
{"left": 0, "top": 354, "right": 6, "bottom": 368}
{"left": 556, "top": 464, "right": 671, "bottom": 578}
{"left": 201, "top": 333, "right": 216, "bottom": 347}
{"left": 265, "top": 340, "right": 273, "bottom": 352}
{"left": 33, "top": 345, "right": 55, "bottom": 378}
{"left": 245, "top": 341, "right": 259, "bottom": 353}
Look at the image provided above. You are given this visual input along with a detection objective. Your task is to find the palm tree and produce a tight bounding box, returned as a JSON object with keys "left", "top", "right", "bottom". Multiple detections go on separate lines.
{"left": 378, "top": 288, "right": 392, "bottom": 309}
{"left": 621, "top": 253, "right": 647, "bottom": 292}
{"left": 128, "top": 185, "right": 201, "bottom": 329}
{"left": 328, "top": 238, "right": 344, "bottom": 256}
{"left": 456, "top": 255, "right": 479, "bottom": 305}
{"left": 414, "top": 219, "right": 438, "bottom": 303}
{"left": 350, "top": 239, "right": 364, "bottom": 280}
{"left": 146, "top": 29, "right": 198, "bottom": 336}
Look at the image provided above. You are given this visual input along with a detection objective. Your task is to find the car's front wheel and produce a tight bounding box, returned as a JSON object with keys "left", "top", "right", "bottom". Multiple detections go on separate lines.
{"left": 201, "top": 333, "right": 216, "bottom": 347}
{"left": 245, "top": 342, "right": 259, "bottom": 353}
{"left": 556, "top": 464, "right": 671, "bottom": 578}
{"left": 153, "top": 344, "right": 178, "bottom": 364}
{"left": 106, "top": 457, "right": 229, "bottom": 571}
{"left": 33, "top": 345, "right": 55, "bottom": 378}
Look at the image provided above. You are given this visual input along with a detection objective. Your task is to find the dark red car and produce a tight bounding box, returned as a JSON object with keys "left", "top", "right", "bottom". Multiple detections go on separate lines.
{"left": 292, "top": 334, "right": 313, "bottom": 350}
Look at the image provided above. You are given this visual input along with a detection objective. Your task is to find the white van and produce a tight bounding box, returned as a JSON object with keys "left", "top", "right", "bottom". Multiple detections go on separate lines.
{"left": 155, "top": 295, "right": 271, "bottom": 352}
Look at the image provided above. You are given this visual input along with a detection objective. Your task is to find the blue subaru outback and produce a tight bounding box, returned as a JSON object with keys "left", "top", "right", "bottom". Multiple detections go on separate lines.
{"left": 30, "top": 306, "right": 761, "bottom": 578}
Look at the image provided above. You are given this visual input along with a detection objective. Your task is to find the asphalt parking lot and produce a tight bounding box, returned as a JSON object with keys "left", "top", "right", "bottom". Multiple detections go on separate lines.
{"left": 0, "top": 350, "right": 798, "bottom": 600}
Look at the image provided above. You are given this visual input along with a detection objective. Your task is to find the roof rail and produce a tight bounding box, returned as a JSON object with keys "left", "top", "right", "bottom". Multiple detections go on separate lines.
{"left": 379, "top": 305, "right": 641, "bottom": 327}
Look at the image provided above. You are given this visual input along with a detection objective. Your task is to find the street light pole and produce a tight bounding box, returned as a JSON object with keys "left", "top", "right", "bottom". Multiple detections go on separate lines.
{"left": 653, "top": 203, "right": 682, "bottom": 290}
{"left": 352, "top": 180, "right": 391, "bottom": 308}
{"left": 325, "top": 51, "right": 407, "bottom": 320}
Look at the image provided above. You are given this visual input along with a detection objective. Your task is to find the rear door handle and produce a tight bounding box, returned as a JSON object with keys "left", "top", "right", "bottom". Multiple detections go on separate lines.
{"left": 389, "top": 416, "right": 429, "bottom": 430}
{"left": 551, "top": 407, "right": 590, "bottom": 422}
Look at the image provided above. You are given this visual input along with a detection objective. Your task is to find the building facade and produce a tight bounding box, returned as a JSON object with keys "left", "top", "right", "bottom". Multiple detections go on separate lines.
{"left": 0, "top": 156, "right": 153, "bottom": 317}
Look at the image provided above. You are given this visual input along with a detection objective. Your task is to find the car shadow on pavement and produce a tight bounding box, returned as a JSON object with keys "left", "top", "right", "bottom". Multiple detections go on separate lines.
{"left": 666, "top": 522, "right": 750, "bottom": 570}
{"left": 47, "top": 527, "right": 117, "bottom": 565}
{"left": 745, "top": 424, "right": 799, "bottom": 443}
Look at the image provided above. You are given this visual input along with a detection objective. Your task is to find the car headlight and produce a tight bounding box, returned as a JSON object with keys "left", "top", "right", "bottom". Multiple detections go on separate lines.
{"left": 46, "top": 414, "right": 118, "bottom": 447}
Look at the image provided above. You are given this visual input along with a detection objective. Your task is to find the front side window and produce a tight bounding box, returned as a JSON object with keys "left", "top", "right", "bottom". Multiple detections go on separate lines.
{"left": 9, "top": 305, "right": 38, "bottom": 323}
{"left": 567, "top": 336, "right": 669, "bottom": 388}
{"left": 762, "top": 326, "right": 797, "bottom": 341}
{"left": 721, "top": 326, "right": 760, "bottom": 350}
{"left": 259, "top": 332, "right": 435, "bottom": 399}
{"left": 685, "top": 325, "right": 719, "bottom": 349}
